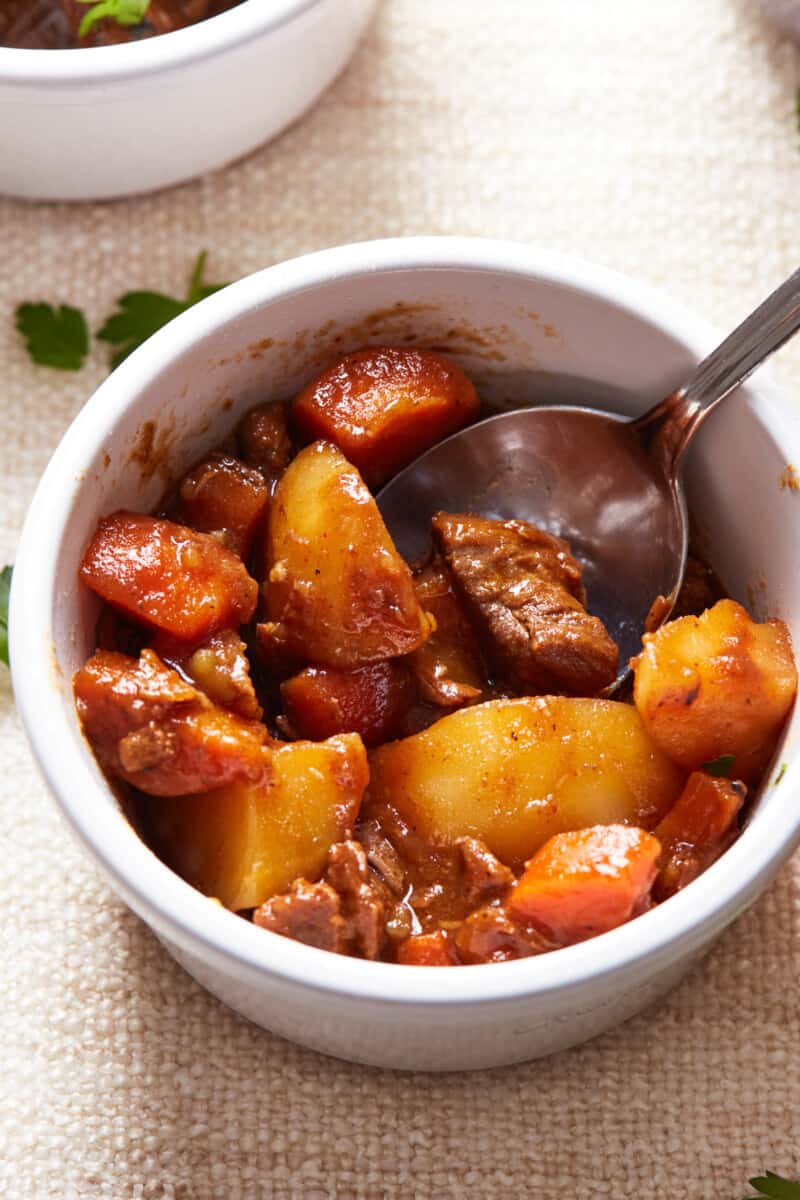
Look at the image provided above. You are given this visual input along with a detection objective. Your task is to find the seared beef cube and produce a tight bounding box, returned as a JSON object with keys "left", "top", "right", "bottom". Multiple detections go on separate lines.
{"left": 254, "top": 880, "right": 347, "bottom": 953}
{"left": 237, "top": 402, "right": 295, "bottom": 480}
{"left": 456, "top": 837, "right": 514, "bottom": 907}
{"left": 432, "top": 512, "right": 618, "bottom": 696}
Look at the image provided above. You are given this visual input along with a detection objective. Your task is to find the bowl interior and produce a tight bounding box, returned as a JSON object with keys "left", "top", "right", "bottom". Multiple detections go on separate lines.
{"left": 14, "top": 242, "right": 800, "bottom": 1002}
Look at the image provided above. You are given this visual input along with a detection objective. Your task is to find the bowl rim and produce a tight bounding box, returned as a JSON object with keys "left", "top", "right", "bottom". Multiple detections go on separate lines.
{"left": 0, "top": 0, "right": 321, "bottom": 85}
{"left": 10, "top": 236, "right": 800, "bottom": 1007}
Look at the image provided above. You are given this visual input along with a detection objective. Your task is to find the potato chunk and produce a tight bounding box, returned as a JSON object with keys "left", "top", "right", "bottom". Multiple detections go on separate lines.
{"left": 146, "top": 734, "right": 368, "bottom": 910}
{"left": 633, "top": 599, "right": 797, "bottom": 782}
{"left": 261, "top": 441, "right": 430, "bottom": 667}
{"left": 508, "top": 825, "right": 660, "bottom": 944}
{"left": 653, "top": 770, "right": 745, "bottom": 899}
{"left": 80, "top": 511, "right": 257, "bottom": 641}
{"left": 281, "top": 660, "right": 414, "bottom": 746}
{"left": 291, "top": 347, "right": 480, "bottom": 487}
{"left": 365, "top": 696, "right": 685, "bottom": 869}
{"left": 74, "top": 649, "right": 270, "bottom": 795}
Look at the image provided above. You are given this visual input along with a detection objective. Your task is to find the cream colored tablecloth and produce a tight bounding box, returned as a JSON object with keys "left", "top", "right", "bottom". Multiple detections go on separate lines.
{"left": 2, "top": 2, "right": 800, "bottom": 1196}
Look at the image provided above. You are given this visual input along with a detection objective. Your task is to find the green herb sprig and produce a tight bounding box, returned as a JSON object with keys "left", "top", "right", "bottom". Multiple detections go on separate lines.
{"left": 15, "top": 251, "right": 227, "bottom": 373}
{"left": 0, "top": 566, "right": 11, "bottom": 667}
{"left": 97, "top": 251, "right": 227, "bottom": 368}
{"left": 77, "top": 0, "right": 150, "bottom": 38}
{"left": 15, "top": 304, "right": 89, "bottom": 371}
{"left": 744, "top": 1171, "right": 800, "bottom": 1200}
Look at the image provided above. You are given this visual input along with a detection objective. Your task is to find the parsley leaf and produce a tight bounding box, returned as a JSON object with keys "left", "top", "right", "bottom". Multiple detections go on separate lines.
{"left": 702, "top": 753, "right": 735, "bottom": 777}
{"left": 77, "top": 0, "right": 150, "bottom": 37}
{"left": 0, "top": 566, "right": 11, "bottom": 667}
{"left": 15, "top": 303, "right": 89, "bottom": 371}
{"left": 744, "top": 1172, "right": 800, "bottom": 1200}
{"left": 774, "top": 762, "right": 788, "bottom": 785}
{"left": 97, "top": 251, "right": 228, "bottom": 369}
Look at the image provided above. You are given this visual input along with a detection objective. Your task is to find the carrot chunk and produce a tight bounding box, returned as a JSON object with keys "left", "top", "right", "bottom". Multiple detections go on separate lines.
{"left": 80, "top": 511, "right": 257, "bottom": 641}
{"left": 508, "top": 824, "right": 661, "bottom": 944}
{"left": 291, "top": 347, "right": 480, "bottom": 487}
{"left": 396, "top": 930, "right": 458, "bottom": 966}
{"left": 653, "top": 770, "right": 745, "bottom": 899}
{"left": 74, "top": 649, "right": 270, "bottom": 795}
{"left": 281, "top": 660, "right": 415, "bottom": 747}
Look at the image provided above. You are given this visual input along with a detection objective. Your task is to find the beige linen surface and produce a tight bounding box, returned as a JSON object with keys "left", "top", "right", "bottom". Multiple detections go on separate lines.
{"left": 1, "top": 1, "right": 800, "bottom": 1197}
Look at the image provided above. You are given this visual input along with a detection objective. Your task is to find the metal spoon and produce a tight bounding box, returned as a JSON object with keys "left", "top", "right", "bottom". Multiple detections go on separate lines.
{"left": 378, "top": 267, "right": 800, "bottom": 687}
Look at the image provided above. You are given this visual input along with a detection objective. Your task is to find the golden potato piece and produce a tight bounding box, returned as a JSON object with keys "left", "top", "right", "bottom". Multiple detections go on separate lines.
{"left": 261, "top": 440, "right": 430, "bottom": 668}
{"left": 365, "top": 696, "right": 685, "bottom": 870}
{"left": 633, "top": 599, "right": 797, "bottom": 783}
{"left": 146, "top": 733, "right": 368, "bottom": 910}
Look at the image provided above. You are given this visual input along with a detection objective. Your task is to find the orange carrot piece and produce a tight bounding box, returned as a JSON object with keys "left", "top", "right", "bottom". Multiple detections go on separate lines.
{"left": 280, "top": 660, "right": 415, "bottom": 747}
{"left": 508, "top": 824, "right": 661, "bottom": 944}
{"left": 80, "top": 511, "right": 258, "bottom": 641}
{"left": 395, "top": 930, "right": 458, "bottom": 966}
{"left": 653, "top": 770, "right": 745, "bottom": 899}
{"left": 74, "top": 649, "right": 270, "bottom": 796}
{"left": 291, "top": 347, "right": 480, "bottom": 488}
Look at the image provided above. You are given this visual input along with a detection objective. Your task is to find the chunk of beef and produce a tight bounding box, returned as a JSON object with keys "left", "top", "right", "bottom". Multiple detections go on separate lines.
{"left": 326, "top": 840, "right": 387, "bottom": 961}
{"left": 457, "top": 837, "right": 514, "bottom": 907}
{"left": 169, "top": 453, "right": 269, "bottom": 558}
{"left": 432, "top": 512, "right": 618, "bottom": 696}
{"left": 74, "top": 649, "right": 270, "bottom": 795}
{"left": 252, "top": 841, "right": 397, "bottom": 959}
{"left": 453, "top": 906, "right": 555, "bottom": 964}
{"left": 356, "top": 818, "right": 407, "bottom": 896}
{"left": 0, "top": 0, "right": 71, "bottom": 48}
{"left": 237, "top": 402, "right": 295, "bottom": 480}
{"left": 253, "top": 880, "right": 347, "bottom": 953}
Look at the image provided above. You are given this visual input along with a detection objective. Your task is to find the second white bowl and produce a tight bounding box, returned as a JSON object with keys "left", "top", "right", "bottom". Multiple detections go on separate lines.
{"left": 0, "top": 0, "right": 377, "bottom": 201}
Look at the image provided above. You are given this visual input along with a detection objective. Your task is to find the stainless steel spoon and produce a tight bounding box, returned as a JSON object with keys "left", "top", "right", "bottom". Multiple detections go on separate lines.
{"left": 378, "top": 267, "right": 800, "bottom": 687}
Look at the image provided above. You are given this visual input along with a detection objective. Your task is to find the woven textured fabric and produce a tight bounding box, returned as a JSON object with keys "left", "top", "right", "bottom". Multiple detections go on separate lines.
{"left": 1, "top": 1, "right": 800, "bottom": 1196}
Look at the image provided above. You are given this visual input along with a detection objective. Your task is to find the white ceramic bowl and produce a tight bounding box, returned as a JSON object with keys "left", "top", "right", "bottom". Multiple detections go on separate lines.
{"left": 0, "top": 0, "right": 377, "bottom": 201}
{"left": 10, "top": 238, "right": 800, "bottom": 1071}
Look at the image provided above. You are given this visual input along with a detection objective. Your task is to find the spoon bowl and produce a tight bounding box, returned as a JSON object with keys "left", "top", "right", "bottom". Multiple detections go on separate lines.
{"left": 378, "top": 405, "right": 685, "bottom": 680}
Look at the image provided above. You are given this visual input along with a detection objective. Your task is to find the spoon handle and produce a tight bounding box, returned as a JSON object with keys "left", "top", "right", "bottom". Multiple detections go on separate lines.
{"left": 635, "top": 265, "right": 800, "bottom": 476}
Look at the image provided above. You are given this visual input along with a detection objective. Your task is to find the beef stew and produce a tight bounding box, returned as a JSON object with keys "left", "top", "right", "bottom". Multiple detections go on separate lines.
{"left": 73, "top": 345, "right": 798, "bottom": 965}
